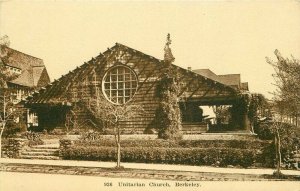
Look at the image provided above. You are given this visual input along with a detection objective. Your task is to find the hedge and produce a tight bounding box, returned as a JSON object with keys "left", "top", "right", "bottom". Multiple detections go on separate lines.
{"left": 74, "top": 139, "right": 179, "bottom": 148}
{"left": 178, "top": 139, "right": 269, "bottom": 149}
{"left": 60, "top": 146, "right": 263, "bottom": 168}
{"left": 73, "top": 139, "right": 270, "bottom": 149}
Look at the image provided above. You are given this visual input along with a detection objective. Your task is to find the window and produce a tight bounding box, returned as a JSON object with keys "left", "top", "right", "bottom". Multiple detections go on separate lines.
{"left": 102, "top": 65, "right": 138, "bottom": 105}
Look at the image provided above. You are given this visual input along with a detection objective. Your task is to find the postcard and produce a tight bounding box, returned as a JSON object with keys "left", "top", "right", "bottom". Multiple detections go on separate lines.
{"left": 0, "top": 1, "right": 299, "bottom": 191}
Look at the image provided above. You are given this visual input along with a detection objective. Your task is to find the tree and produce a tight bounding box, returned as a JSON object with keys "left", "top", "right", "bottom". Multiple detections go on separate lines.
{"left": 269, "top": 118, "right": 283, "bottom": 177}
{"left": 0, "top": 88, "right": 17, "bottom": 158}
{"left": 266, "top": 50, "right": 300, "bottom": 177}
{"left": 87, "top": 91, "right": 143, "bottom": 168}
{"left": 0, "top": 36, "right": 12, "bottom": 88}
{"left": 0, "top": 38, "right": 20, "bottom": 157}
{"left": 212, "top": 105, "right": 231, "bottom": 125}
{"left": 266, "top": 50, "right": 300, "bottom": 125}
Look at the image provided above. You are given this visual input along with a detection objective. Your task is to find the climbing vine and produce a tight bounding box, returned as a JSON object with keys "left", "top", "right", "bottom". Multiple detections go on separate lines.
{"left": 248, "top": 93, "right": 269, "bottom": 128}
{"left": 231, "top": 93, "right": 269, "bottom": 132}
{"left": 154, "top": 66, "right": 182, "bottom": 140}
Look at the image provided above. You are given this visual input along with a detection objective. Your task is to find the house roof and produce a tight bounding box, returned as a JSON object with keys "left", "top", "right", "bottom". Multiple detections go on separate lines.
{"left": 218, "top": 74, "right": 240, "bottom": 87}
{"left": 25, "top": 43, "right": 239, "bottom": 105}
{"left": 193, "top": 68, "right": 248, "bottom": 91}
{"left": 241, "top": 82, "right": 249, "bottom": 91}
{"left": 0, "top": 46, "right": 50, "bottom": 88}
{"left": 192, "top": 69, "right": 220, "bottom": 82}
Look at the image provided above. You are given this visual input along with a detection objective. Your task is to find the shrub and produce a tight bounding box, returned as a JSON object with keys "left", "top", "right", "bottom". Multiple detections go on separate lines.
{"left": 80, "top": 131, "right": 104, "bottom": 141}
{"left": 178, "top": 139, "right": 270, "bottom": 149}
{"left": 73, "top": 139, "right": 180, "bottom": 148}
{"left": 60, "top": 146, "right": 262, "bottom": 167}
{"left": 256, "top": 122, "right": 273, "bottom": 140}
{"left": 1, "top": 138, "right": 10, "bottom": 157}
{"left": 60, "top": 137, "right": 275, "bottom": 168}
{"left": 2, "top": 126, "right": 20, "bottom": 138}
{"left": 59, "top": 139, "right": 73, "bottom": 150}
{"left": 260, "top": 143, "right": 276, "bottom": 168}
{"left": 73, "top": 138, "right": 270, "bottom": 150}
{"left": 28, "top": 139, "right": 44, "bottom": 146}
{"left": 20, "top": 131, "right": 44, "bottom": 146}
{"left": 256, "top": 121, "right": 300, "bottom": 167}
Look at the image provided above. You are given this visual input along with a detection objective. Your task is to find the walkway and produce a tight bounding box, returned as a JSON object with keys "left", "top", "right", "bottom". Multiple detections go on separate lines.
{"left": 1, "top": 158, "right": 300, "bottom": 176}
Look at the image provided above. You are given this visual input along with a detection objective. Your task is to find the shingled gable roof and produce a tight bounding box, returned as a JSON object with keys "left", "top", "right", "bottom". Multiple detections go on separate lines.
{"left": 0, "top": 46, "right": 50, "bottom": 88}
{"left": 26, "top": 43, "right": 238, "bottom": 105}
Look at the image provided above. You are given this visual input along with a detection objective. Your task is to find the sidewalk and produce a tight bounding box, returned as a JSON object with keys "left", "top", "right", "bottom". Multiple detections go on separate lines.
{"left": 1, "top": 158, "right": 300, "bottom": 176}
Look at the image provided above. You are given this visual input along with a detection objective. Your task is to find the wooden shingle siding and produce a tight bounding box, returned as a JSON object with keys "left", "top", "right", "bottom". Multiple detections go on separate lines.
{"left": 26, "top": 43, "right": 239, "bottom": 133}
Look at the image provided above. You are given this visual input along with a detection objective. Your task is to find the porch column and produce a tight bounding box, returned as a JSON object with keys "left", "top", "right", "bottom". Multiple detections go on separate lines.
{"left": 240, "top": 110, "right": 251, "bottom": 131}
{"left": 238, "top": 94, "right": 252, "bottom": 132}
{"left": 231, "top": 96, "right": 251, "bottom": 132}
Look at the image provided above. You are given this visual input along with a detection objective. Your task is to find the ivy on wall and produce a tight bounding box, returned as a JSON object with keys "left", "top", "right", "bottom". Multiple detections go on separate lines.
{"left": 231, "top": 93, "right": 269, "bottom": 132}
{"left": 154, "top": 66, "right": 182, "bottom": 140}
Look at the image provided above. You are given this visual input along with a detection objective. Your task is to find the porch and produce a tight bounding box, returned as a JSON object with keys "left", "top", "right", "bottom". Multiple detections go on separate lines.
{"left": 179, "top": 94, "right": 252, "bottom": 134}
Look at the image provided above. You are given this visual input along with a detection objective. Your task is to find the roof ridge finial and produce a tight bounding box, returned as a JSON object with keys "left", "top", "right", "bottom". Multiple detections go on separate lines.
{"left": 164, "top": 33, "right": 175, "bottom": 63}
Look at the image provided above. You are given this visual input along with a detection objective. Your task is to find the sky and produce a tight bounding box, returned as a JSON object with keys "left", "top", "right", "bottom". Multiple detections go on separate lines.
{"left": 1, "top": 1, "right": 300, "bottom": 99}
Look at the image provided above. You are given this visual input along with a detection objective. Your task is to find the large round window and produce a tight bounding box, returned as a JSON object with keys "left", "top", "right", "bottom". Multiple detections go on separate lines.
{"left": 102, "top": 65, "right": 138, "bottom": 105}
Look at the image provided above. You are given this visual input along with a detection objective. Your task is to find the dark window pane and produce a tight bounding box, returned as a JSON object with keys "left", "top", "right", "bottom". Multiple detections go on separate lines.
{"left": 118, "top": 90, "right": 123, "bottom": 96}
{"left": 118, "top": 75, "right": 124, "bottom": 81}
{"left": 111, "top": 90, "right": 117, "bottom": 97}
{"left": 125, "top": 74, "right": 130, "bottom": 81}
{"left": 104, "top": 83, "right": 110, "bottom": 89}
{"left": 125, "top": 90, "right": 130, "bottom": 96}
{"left": 111, "top": 69, "right": 117, "bottom": 74}
{"left": 118, "top": 67, "right": 124, "bottom": 74}
{"left": 118, "top": 82, "right": 124, "bottom": 89}
{"left": 111, "top": 75, "right": 117, "bottom": 81}
{"left": 125, "top": 82, "right": 130, "bottom": 88}
{"left": 111, "top": 83, "right": 117, "bottom": 89}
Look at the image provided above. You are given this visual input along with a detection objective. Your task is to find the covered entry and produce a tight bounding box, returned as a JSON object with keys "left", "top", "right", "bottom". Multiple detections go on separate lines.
{"left": 180, "top": 94, "right": 251, "bottom": 134}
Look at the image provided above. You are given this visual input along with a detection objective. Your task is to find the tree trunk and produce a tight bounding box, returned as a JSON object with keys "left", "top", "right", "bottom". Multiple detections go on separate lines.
{"left": 115, "top": 122, "right": 121, "bottom": 168}
{"left": 0, "top": 123, "right": 5, "bottom": 158}
{"left": 117, "top": 142, "right": 121, "bottom": 168}
{"left": 275, "top": 128, "right": 282, "bottom": 175}
{"left": 0, "top": 133, "right": 2, "bottom": 158}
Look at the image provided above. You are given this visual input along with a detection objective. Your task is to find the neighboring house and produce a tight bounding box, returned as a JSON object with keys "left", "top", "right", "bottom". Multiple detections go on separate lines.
{"left": 0, "top": 45, "right": 50, "bottom": 126}
{"left": 193, "top": 69, "right": 248, "bottom": 92}
{"left": 25, "top": 43, "right": 251, "bottom": 134}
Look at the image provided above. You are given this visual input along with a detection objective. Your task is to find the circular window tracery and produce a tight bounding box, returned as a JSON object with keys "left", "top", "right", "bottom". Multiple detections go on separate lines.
{"left": 102, "top": 65, "right": 138, "bottom": 105}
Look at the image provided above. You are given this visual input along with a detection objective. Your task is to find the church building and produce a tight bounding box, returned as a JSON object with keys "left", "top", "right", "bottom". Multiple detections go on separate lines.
{"left": 24, "top": 38, "right": 251, "bottom": 134}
